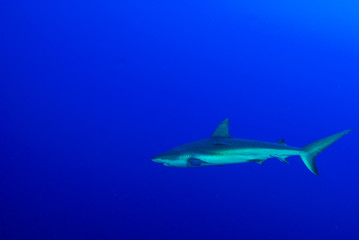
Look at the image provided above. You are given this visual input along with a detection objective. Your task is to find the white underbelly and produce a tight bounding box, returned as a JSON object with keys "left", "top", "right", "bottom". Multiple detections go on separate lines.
{"left": 201, "top": 156, "right": 254, "bottom": 166}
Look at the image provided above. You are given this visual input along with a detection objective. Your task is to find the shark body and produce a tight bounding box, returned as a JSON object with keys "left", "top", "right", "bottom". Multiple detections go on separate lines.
{"left": 152, "top": 119, "right": 351, "bottom": 175}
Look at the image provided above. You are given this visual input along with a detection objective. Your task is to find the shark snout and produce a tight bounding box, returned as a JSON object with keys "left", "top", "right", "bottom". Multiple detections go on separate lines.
{"left": 152, "top": 158, "right": 163, "bottom": 163}
{"left": 152, "top": 154, "right": 165, "bottom": 163}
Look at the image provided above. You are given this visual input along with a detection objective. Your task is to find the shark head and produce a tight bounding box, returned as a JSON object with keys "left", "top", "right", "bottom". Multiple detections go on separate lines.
{"left": 152, "top": 118, "right": 231, "bottom": 168}
{"left": 152, "top": 149, "right": 189, "bottom": 167}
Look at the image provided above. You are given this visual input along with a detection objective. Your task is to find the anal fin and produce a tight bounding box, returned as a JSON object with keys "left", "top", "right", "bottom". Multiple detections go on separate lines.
{"left": 270, "top": 155, "right": 288, "bottom": 164}
{"left": 248, "top": 159, "right": 265, "bottom": 165}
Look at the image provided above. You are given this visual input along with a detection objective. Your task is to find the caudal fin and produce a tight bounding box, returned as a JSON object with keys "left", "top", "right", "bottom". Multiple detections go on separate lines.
{"left": 299, "top": 129, "right": 352, "bottom": 175}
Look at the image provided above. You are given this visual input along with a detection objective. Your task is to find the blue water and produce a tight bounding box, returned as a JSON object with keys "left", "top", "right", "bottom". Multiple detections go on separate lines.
{"left": 1, "top": 1, "right": 359, "bottom": 239}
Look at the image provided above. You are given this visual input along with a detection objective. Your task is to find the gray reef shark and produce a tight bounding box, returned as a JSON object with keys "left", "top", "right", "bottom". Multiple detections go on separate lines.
{"left": 152, "top": 119, "right": 351, "bottom": 175}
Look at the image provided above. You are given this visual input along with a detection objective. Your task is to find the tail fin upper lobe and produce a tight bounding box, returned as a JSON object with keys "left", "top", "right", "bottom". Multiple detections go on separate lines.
{"left": 299, "top": 129, "right": 352, "bottom": 175}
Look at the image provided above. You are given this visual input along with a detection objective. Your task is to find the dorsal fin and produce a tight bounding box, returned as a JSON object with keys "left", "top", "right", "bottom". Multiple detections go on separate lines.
{"left": 277, "top": 139, "right": 286, "bottom": 144}
{"left": 211, "top": 118, "right": 232, "bottom": 138}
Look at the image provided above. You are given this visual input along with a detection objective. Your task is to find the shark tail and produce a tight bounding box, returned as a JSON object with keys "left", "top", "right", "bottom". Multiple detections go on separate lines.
{"left": 299, "top": 129, "right": 352, "bottom": 175}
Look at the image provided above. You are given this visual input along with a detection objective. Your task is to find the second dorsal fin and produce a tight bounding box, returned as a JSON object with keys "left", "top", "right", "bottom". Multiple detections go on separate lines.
{"left": 211, "top": 118, "right": 232, "bottom": 138}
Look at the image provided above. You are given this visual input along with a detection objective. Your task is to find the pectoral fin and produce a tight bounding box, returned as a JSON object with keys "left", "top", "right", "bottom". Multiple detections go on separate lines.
{"left": 187, "top": 158, "right": 208, "bottom": 167}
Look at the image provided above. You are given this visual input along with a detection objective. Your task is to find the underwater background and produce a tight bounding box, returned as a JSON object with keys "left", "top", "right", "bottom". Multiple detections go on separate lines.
{"left": 1, "top": 0, "right": 359, "bottom": 239}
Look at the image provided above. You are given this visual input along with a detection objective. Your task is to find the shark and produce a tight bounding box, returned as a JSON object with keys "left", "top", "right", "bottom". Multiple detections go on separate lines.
{"left": 152, "top": 119, "right": 351, "bottom": 175}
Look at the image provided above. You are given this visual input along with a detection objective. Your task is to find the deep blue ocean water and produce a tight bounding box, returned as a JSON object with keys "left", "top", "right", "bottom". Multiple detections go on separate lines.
{"left": 1, "top": 0, "right": 359, "bottom": 239}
